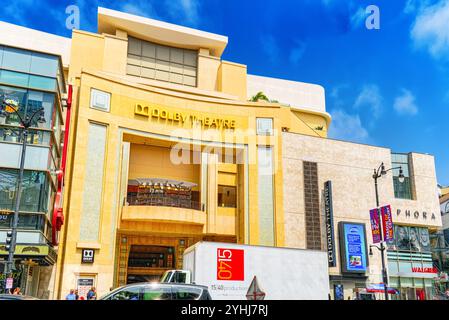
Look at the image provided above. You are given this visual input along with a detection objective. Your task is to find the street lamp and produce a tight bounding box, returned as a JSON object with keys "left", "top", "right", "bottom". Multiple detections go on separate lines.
{"left": 372, "top": 162, "right": 404, "bottom": 301}
{"left": 0, "top": 96, "right": 45, "bottom": 293}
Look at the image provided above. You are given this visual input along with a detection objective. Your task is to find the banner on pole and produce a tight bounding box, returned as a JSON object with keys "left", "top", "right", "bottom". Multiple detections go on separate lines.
{"left": 381, "top": 205, "right": 394, "bottom": 243}
{"left": 369, "top": 208, "right": 382, "bottom": 243}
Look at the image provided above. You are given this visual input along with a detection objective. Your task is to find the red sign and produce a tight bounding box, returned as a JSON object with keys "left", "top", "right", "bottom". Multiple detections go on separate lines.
{"left": 217, "top": 248, "right": 244, "bottom": 281}
{"left": 381, "top": 205, "right": 394, "bottom": 243}
{"left": 412, "top": 267, "right": 438, "bottom": 274}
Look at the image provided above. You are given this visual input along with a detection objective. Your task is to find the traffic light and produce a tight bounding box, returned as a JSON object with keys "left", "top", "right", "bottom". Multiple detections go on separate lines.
{"left": 5, "top": 231, "right": 12, "bottom": 252}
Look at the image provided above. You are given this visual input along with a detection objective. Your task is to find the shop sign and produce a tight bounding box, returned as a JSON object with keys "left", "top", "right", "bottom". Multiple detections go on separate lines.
{"left": 412, "top": 267, "right": 438, "bottom": 274}
{"left": 339, "top": 222, "right": 369, "bottom": 274}
{"left": 396, "top": 209, "right": 436, "bottom": 220}
{"left": 369, "top": 208, "right": 382, "bottom": 243}
{"left": 81, "top": 249, "right": 95, "bottom": 264}
{"left": 324, "top": 181, "right": 336, "bottom": 267}
{"left": 135, "top": 104, "right": 237, "bottom": 129}
{"left": 381, "top": 205, "right": 394, "bottom": 243}
{"left": 0, "top": 245, "right": 48, "bottom": 256}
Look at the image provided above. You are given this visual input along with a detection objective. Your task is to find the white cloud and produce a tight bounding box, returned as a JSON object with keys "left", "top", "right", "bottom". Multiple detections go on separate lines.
{"left": 289, "top": 41, "right": 306, "bottom": 66}
{"left": 350, "top": 7, "right": 366, "bottom": 29}
{"left": 394, "top": 89, "right": 419, "bottom": 115}
{"left": 410, "top": 0, "right": 449, "bottom": 60}
{"left": 328, "top": 109, "right": 370, "bottom": 143}
{"left": 404, "top": 0, "right": 433, "bottom": 14}
{"left": 165, "top": 0, "right": 200, "bottom": 26}
{"left": 354, "top": 85, "right": 383, "bottom": 119}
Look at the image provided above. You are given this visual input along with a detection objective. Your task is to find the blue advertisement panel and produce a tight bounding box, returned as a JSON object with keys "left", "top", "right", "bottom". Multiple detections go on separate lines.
{"left": 339, "top": 222, "right": 368, "bottom": 273}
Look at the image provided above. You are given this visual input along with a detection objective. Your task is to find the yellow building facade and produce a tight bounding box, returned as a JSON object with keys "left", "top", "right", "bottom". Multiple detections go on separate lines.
{"left": 54, "top": 8, "right": 331, "bottom": 298}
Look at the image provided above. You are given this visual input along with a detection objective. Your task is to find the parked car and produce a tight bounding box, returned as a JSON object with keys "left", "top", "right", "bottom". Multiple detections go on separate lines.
{"left": 0, "top": 294, "right": 39, "bottom": 300}
{"left": 99, "top": 282, "right": 212, "bottom": 300}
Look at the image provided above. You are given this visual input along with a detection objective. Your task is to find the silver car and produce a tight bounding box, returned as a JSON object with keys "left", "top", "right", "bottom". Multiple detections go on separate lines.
{"left": 100, "top": 282, "right": 212, "bottom": 300}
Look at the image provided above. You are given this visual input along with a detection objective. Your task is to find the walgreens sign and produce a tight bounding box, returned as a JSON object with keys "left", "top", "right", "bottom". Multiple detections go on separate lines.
{"left": 412, "top": 267, "right": 438, "bottom": 274}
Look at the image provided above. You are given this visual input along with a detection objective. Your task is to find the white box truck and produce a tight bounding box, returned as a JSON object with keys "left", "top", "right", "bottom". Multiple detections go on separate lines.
{"left": 161, "top": 241, "right": 330, "bottom": 300}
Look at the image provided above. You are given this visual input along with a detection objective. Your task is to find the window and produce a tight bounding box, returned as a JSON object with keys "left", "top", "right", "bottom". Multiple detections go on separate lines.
{"left": 391, "top": 153, "right": 413, "bottom": 200}
{"left": 172, "top": 286, "right": 202, "bottom": 300}
{"left": 108, "top": 286, "right": 141, "bottom": 300}
{"left": 0, "top": 85, "right": 56, "bottom": 130}
{"left": 1, "top": 46, "right": 58, "bottom": 78}
{"left": 90, "top": 88, "right": 111, "bottom": 112}
{"left": 142, "top": 286, "right": 172, "bottom": 300}
{"left": 256, "top": 118, "right": 273, "bottom": 135}
{"left": 217, "top": 185, "right": 237, "bottom": 208}
{"left": 0, "top": 213, "right": 46, "bottom": 232}
{"left": 0, "top": 169, "right": 50, "bottom": 213}
{"left": 127, "top": 37, "right": 198, "bottom": 87}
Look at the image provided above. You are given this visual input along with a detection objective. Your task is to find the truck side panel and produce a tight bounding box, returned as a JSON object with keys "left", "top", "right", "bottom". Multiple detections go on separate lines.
{"left": 183, "top": 242, "right": 330, "bottom": 300}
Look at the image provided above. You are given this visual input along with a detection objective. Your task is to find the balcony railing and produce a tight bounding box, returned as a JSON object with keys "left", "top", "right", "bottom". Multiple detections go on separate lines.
{"left": 127, "top": 194, "right": 202, "bottom": 211}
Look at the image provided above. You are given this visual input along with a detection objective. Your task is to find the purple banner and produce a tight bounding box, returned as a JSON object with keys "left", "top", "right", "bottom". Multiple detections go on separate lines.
{"left": 370, "top": 208, "right": 382, "bottom": 243}
{"left": 381, "top": 205, "right": 394, "bottom": 243}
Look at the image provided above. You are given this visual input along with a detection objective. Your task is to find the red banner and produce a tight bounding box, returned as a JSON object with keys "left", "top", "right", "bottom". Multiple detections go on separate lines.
{"left": 217, "top": 248, "right": 244, "bottom": 281}
{"left": 381, "top": 205, "right": 394, "bottom": 243}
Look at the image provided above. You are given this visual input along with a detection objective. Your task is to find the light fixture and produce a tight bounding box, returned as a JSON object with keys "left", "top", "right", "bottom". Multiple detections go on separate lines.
{"left": 37, "top": 111, "right": 46, "bottom": 128}
{"left": 380, "top": 163, "right": 387, "bottom": 176}
{"left": 398, "top": 167, "right": 405, "bottom": 184}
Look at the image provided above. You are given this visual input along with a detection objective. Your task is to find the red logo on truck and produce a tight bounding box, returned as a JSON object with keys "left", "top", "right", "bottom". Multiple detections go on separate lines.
{"left": 217, "top": 248, "right": 244, "bottom": 281}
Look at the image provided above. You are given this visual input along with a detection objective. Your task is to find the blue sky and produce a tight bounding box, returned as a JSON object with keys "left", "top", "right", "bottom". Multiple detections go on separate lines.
{"left": 2, "top": 0, "right": 448, "bottom": 185}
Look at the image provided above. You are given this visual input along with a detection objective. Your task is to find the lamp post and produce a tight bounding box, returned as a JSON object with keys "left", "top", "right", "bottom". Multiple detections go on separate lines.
{"left": 371, "top": 162, "right": 405, "bottom": 301}
{"left": 0, "top": 97, "right": 45, "bottom": 293}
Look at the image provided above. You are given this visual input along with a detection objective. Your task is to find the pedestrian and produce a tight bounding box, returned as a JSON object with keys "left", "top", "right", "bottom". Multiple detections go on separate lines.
{"left": 12, "top": 287, "right": 22, "bottom": 295}
{"left": 75, "top": 289, "right": 79, "bottom": 300}
{"left": 65, "top": 289, "right": 77, "bottom": 300}
{"left": 87, "top": 287, "right": 97, "bottom": 300}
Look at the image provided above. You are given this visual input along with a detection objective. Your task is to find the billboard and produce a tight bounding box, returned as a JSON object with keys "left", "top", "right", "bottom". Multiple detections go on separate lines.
{"left": 387, "top": 225, "right": 431, "bottom": 252}
{"left": 339, "top": 222, "right": 369, "bottom": 274}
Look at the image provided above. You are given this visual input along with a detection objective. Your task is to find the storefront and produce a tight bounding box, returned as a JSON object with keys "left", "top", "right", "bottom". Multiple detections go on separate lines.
{"left": 387, "top": 224, "right": 437, "bottom": 300}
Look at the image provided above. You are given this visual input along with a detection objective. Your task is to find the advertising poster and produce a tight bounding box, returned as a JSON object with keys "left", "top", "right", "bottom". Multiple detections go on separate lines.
{"left": 334, "top": 284, "right": 344, "bottom": 300}
{"left": 369, "top": 208, "right": 382, "bottom": 243}
{"left": 381, "top": 205, "right": 394, "bottom": 243}
{"left": 339, "top": 222, "right": 368, "bottom": 273}
{"left": 77, "top": 278, "right": 94, "bottom": 300}
{"left": 393, "top": 225, "right": 430, "bottom": 252}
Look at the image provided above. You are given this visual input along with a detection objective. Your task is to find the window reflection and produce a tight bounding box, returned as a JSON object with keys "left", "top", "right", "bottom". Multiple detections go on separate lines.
{"left": 0, "top": 169, "right": 51, "bottom": 213}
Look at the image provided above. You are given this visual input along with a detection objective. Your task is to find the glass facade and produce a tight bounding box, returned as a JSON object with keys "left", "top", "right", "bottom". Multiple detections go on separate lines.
{"left": 387, "top": 224, "right": 436, "bottom": 300}
{"left": 127, "top": 37, "right": 198, "bottom": 87}
{"left": 391, "top": 153, "right": 413, "bottom": 200}
{"left": 0, "top": 85, "right": 56, "bottom": 131}
{"left": 0, "top": 169, "right": 51, "bottom": 214}
{"left": 0, "top": 45, "right": 64, "bottom": 247}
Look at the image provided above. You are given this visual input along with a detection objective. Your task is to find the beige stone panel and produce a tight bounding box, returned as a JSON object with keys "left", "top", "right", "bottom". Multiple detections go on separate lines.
{"left": 103, "top": 35, "right": 127, "bottom": 75}
{"left": 197, "top": 53, "right": 220, "bottom": 91}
